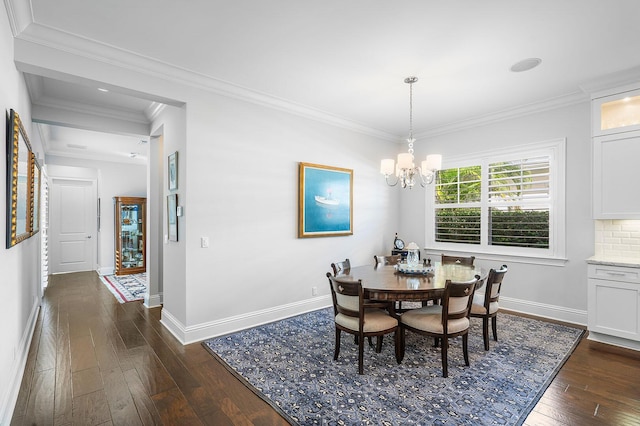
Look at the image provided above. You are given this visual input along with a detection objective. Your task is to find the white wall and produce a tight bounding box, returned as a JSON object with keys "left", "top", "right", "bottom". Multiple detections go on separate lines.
{"left": 402, "top": 102, "right": 593, "bottom": 323}
{"left": 180, "top": 95, "right": 398, "bottom": 334}
{"left": 0, "top": 4, "right": 43, "bottom": 422}
{"left": 45, "top": 156, "right": 147, "bottom": 274}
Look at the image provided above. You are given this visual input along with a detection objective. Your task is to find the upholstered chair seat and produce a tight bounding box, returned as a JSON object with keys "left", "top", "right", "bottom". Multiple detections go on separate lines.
{"left": 401, "top": 306, "right": 470, "bottom": 335}
{"left": 335, "top": 309, "right": 398, "bottom": 333}
{"left": 470, "top": 294, "right": 499, "bottom": 315}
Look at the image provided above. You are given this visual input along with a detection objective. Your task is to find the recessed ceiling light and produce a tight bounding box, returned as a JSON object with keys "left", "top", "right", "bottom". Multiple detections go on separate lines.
{"left": 98, "top": 88, "right": 109, "bottom": 92}
{"left": 510, "top": 58, "right": 542, "bottom": 72}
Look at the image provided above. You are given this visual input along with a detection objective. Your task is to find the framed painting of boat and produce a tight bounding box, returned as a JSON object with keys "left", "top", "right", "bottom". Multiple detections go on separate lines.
{"left": 298, "top": 162, "right": 353, "bottom": 238}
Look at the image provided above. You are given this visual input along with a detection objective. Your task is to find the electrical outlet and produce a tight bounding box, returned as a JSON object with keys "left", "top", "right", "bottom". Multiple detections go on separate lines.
{"left": 201, "top": 237, "right": 209, "bottom": 248}
{"left": 311, "top": 286, "right": 318, "bottom": 296}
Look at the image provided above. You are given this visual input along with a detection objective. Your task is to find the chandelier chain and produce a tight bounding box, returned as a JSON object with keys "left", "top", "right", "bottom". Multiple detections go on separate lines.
{"left": 408, "top": 77, "right": 415, "bottom": 155}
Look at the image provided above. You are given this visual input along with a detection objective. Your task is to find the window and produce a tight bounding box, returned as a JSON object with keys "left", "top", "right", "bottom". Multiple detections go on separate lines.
{"left": 427, "top": 139, "right": 565, "bottom": 259}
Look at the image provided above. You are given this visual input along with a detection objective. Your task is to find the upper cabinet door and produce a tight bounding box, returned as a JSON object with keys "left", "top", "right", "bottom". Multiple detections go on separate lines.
{"left": 593, "top": 131, "right": 640, "bottom": 219}
{"left": 593, "top": 88, "right": 640, "bottom": 136}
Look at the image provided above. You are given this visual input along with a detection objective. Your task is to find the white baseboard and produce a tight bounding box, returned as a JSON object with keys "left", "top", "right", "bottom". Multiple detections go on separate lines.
{"left": 587, "top": 331, "right": 640, "bottom": 351}
{"left": 97, "top": 266, "right": 114, "bottom": 276}
{"left": 144, "top": 292, "right": 162, "bottom": 308}
{"left": 158, "top": 295, "right": 586, "bottom": 346}
{"left": 1, "top": 299, "right": 40, "bottom": 426}
{"left": 160, "top": 295, "right": 332, "bottom": 345}
{"left": 500, "top": 296, "right": 587, "bottom": 326}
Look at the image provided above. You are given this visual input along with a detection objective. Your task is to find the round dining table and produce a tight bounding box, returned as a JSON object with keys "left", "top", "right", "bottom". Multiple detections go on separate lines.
{"left": 342, "top": 261, "right": 485, "bottom": 303}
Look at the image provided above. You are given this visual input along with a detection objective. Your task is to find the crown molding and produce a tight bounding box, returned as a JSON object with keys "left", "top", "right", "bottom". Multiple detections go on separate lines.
{"left": 16, "top": 23, "right": 397, "bottom": 142}
{"left": 3, "top": 0, "right": 32, "bottom": 36}
{"left": 13, "top": 20, "right": 610, "bottom": 143}
{"left": 579, "top": 65, "right": 640, "bottom": 96}
{"left": 415, "top": 91, "right": 589, "bottom": 139}
{"left": 146, "top": 102, "right": 166, "bottom": 123}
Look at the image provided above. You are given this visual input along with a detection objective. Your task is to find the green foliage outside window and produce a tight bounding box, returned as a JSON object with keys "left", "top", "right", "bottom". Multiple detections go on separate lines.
{"left": 435, "top": 208, "right": 481, "bottom": 244}
{"left": 436, "top": 166, "right": 481, "bottom": 203}
{"left": 490, "top": 208, "right": 549, "bottom": 248}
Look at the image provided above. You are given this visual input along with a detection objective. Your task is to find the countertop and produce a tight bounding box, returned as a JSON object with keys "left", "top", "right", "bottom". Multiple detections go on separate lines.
{"left": 587, "top": 256, "right": 640, "bottom": 268}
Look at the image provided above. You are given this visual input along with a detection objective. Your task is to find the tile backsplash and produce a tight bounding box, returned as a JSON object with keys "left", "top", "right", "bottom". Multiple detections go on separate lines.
{"left": 595, "top": 220, "right": 640, "bottom": 259}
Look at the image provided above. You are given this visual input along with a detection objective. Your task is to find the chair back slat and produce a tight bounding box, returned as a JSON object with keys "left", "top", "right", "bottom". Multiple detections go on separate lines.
{"left": 331, "top": 258, "right": 351, "bottom": 276}
{"left": 327, "top": 273, "right": 363, "bottom": 319}
{"left": 442, "top": 276, "right": 479, "bottom": 321}
{"left": 484, "top": 265, "right": 508, "bottom": 307}
{"left": 374, "top": 254, "right": 401, "bottom": 266}
{"left": 441, "top": 254, "right": 475, "bottom": 266}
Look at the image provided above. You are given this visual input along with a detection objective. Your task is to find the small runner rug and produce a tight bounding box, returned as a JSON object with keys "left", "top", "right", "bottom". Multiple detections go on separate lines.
{"left": 203, "top": 307, "right": 584, "bottom": 425}
{"left": 99, "top": 273, "right": 146, "bottom": 303}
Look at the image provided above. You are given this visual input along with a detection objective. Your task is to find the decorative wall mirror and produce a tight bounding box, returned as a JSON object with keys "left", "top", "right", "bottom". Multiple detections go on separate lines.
{"left": 6, "top": 109, "right": 34, "bottom": 248}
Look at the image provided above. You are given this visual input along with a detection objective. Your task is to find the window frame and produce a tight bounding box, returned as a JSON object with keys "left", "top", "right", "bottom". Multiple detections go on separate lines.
{"left": 425, "top": 138, "right": 566, "bottom": 262}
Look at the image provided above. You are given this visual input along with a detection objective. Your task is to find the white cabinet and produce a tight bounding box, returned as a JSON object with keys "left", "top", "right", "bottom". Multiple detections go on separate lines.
{"left": 587, "top": 263, "right": 640, "bottom": 350}
{"left": 592, "top": 131, "right": 640, "bottom": 218}
{"left": 591, "top": 84, "right": 640, "bottom": 218}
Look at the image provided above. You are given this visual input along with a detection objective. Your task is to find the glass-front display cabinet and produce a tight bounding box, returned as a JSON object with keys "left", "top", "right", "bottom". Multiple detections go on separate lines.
{"left": 114, "top": 196, "right": 146, "bottom": 275}
{"left": 592, "top": 87, "right": 640, "bottom": 136}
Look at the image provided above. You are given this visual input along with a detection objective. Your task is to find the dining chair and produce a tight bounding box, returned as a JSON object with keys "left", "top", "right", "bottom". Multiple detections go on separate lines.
{"left": 399, "top": 276, "right": 480, "bottom": 377}
{"left": 441, "top": 254, "right": 476, "bottom": 266}
{"left": 470, "top": 264, "right": 508, "bottom": 350}
{"left": 331, "top": 258, "right": 351, "bottom": 276}
{"left": 326, "top": 273, "right": 401, "bottom": 374}
{"left": 331, "top": 258, "right": 392, "bottom": 341}
{"left": 374, "top": 254, "right": 402, "bottom": 266}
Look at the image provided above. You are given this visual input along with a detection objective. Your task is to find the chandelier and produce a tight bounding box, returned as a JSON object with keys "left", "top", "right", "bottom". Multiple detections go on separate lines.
{"left": 380, "top": 76, "right": 442, "bottom": 189}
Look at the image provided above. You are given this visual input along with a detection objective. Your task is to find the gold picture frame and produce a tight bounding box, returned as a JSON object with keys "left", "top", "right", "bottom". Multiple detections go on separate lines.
{"left": 298, "top": 162, "right": 353, "bottom": 238}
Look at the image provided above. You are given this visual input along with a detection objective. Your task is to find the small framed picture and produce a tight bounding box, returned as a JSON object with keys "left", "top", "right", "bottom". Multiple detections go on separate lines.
{"left": 168, "top": 193, "right": 178, "bottom": 242}
{"left": 168, "top": 151, "right": 178, "bottom": 191}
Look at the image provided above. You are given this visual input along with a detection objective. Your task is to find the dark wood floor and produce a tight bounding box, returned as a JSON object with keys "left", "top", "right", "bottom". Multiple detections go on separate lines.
{"left": 10, "top": 271, "right": 640, "bottom": 425}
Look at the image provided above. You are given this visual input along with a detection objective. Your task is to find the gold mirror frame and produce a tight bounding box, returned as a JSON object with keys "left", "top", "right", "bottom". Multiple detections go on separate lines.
{"left": 6, "top": 109, "right": 34, "bottom": 248}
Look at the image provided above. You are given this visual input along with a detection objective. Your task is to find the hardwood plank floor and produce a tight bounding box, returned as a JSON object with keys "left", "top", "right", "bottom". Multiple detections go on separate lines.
{"left": 10, "top": 271, "right": 640, "bottom": 425}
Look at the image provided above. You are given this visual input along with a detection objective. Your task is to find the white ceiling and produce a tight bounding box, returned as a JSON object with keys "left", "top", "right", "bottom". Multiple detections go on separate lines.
{"left": 12, "top": 0, "right": 640, "bottom": 162}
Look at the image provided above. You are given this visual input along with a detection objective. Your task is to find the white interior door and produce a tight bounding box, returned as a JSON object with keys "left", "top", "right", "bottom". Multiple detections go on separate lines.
{"left": 49, "top": 178, "right": 97, "bottom": 274}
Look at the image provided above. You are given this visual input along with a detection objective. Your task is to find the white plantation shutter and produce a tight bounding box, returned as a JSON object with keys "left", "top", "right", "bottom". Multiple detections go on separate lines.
{"left": 487, "top": 156, "right": 550, "bottom": 249}
{"left": 488, "top": 157, "right": 550, "bottom": 202}
{"left": 428, "top": 139, "right": 565, "bottom": 258}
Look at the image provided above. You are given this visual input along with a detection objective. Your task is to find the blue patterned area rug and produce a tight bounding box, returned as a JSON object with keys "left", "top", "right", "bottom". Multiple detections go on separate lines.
{"left": 99, "top": 273, "right": 146, "bottom": 303}
{"left": 203, "top": 308, "right": 584, "bottom": 425}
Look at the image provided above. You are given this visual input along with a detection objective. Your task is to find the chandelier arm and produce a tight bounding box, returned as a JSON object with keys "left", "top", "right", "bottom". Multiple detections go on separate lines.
{"left": 384, "top": 174, "right": 400, "bottom": 187}
{"left": 417, "top": 169, "right": 435, "bottom": 187}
